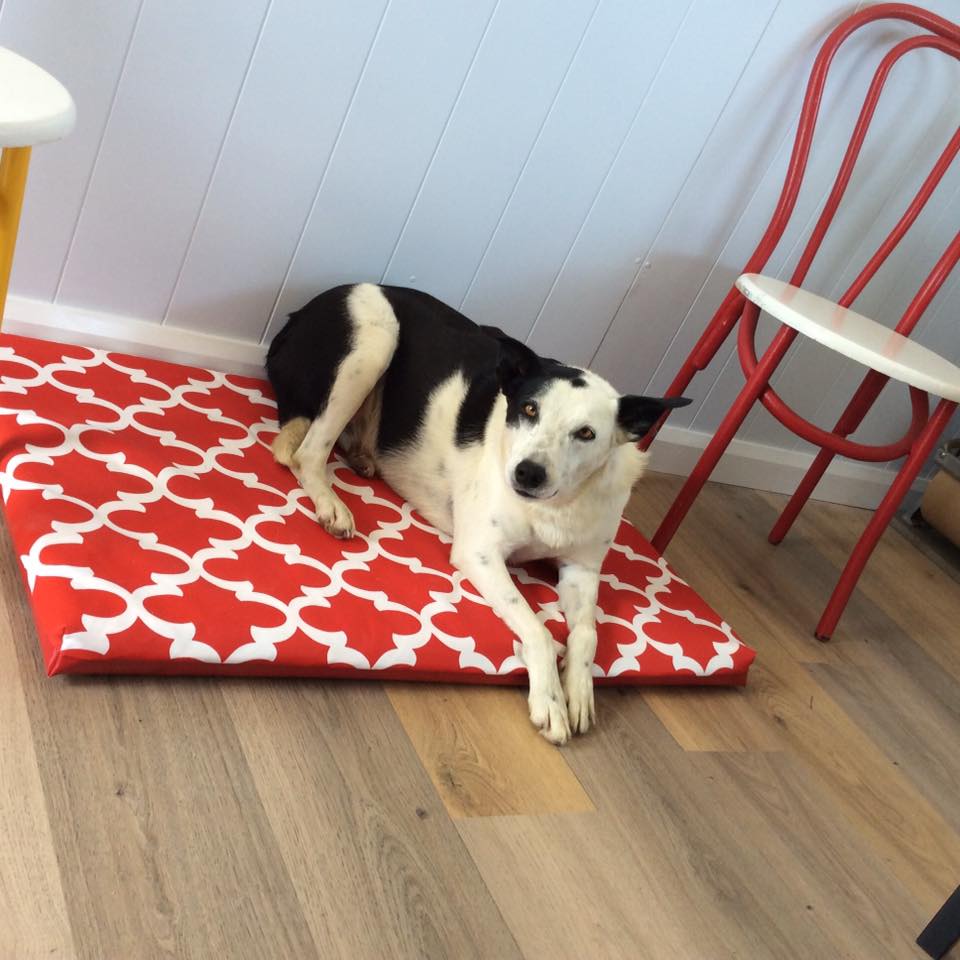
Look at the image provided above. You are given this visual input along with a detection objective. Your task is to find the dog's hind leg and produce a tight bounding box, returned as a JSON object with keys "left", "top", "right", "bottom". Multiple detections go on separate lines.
{"left": 294, "top": 284, "right": 398, "bottom": 538}
{"left": 337, "top": 386, "right": 382, "bottom": 479}
{"left": 272, "top": 416, "right": 311, "bottom": 466}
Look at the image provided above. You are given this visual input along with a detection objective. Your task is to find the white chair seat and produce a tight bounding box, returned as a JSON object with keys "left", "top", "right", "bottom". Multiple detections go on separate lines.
{"left": 736, "top": 273, "right": 960, "bottom": 403}
{"left": 0, "top": 47, "right": 75, "bottom": 147}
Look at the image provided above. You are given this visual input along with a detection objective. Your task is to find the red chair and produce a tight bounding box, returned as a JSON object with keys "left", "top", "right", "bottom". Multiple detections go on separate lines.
{"left": 646, "top": 3, "right": 960, "bottom": 640}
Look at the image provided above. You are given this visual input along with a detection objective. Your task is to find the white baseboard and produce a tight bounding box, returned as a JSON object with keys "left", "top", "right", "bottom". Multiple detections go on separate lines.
{"left": 649, "top": 424, "right": 921, "bottom": 510}
{"left": 4, "top": 293, "right": 920, "bottom": 510}
{"left": 4, "top": 294, "right": 268, "bottom": 377}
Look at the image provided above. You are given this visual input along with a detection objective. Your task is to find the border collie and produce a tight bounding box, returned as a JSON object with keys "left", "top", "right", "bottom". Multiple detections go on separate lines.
{"left": 267, "top": 284, "right": 688, "bottom": 743}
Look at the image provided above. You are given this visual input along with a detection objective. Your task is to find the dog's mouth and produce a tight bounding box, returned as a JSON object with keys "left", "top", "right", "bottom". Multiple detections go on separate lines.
{"left": 512, "top": 485, "right": 557, "bottom": 501}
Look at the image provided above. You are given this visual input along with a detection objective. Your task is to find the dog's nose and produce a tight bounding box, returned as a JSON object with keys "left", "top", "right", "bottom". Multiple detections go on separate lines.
{"left": 514, "top": 459, "right": 547, "bottom": 490}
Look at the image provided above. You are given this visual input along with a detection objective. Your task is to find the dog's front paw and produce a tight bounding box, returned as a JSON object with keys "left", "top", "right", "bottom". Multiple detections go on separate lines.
{"left": 562, "top": 662, "right": 596, "bottom": 734}
{"left": 313, "top": 493, "right": 355, "bottom": 539}
{"left": 528, "top": 673, "right": 571, "bottom": 745}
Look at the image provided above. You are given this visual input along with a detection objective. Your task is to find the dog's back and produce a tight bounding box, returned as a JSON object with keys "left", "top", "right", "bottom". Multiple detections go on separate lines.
{"left": 267, "top": 283, "right": 505, "bottom": 451}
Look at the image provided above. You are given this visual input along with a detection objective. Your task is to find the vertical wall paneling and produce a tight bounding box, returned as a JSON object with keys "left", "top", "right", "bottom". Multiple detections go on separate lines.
{"left": 263, "top": 0, "right": 501, "bottom": 342}
{"left": 55, "top": 0, "right": 272, "bottom": 320}
{"left": 457, "top": 0, "right": 694, "bottom": 339}
{"left": 0, "top": 0, "right": 142, "bottom": 300}
{"left": 598, "top": 2, "right": 893, "bottom": 424}
{"left": 163, "top": 0, "right": 391, "bottom": 340}
{"left": 379, "top": 0, "right": 599, "bottom": 307}
{"left": 522, "top": 0, "right": 781, "bottom": 368}
{"left": 590, "top": 0, "right": 853, "bottom": 398}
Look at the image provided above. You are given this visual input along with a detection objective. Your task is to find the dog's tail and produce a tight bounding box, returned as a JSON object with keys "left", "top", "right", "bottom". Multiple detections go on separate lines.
{"left": 272, "top": 416, "right": 311, "bottom": 466}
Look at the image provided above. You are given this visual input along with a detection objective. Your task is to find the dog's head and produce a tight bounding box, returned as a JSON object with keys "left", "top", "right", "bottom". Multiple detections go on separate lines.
{"left": 495, "top": 337, "right": 690, "bottom": 503}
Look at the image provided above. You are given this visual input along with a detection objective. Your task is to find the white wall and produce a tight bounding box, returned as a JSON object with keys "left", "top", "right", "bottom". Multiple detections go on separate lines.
{"left": 3, "top": 0, "right": 959, "bottom": 505}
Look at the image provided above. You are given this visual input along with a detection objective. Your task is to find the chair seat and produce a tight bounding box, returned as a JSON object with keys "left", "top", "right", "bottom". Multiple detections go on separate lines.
{"left": 0, "top": 47, "right": 75, "bottom": 147}
{"left": 737, "top": 273, "right": 960, "bottom": 403}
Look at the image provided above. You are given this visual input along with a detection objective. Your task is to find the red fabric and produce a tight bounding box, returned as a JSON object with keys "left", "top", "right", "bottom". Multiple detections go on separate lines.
{"left": 0, "top": 333, "right": 754, "bottom": 684}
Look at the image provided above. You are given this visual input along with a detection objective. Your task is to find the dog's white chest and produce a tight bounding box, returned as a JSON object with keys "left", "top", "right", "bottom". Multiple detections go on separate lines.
{"left": 495, "top": 502, "right": 576, "bottom": 563}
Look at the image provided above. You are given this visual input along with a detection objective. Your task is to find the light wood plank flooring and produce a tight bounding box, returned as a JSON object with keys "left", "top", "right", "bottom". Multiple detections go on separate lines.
{"left": 1, "top": 473, "right": 958, "bottom": 959}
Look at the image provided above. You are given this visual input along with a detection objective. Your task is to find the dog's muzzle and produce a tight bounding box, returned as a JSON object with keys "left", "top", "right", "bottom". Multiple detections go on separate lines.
{"left": 513, "top": 459, "right": 548, "bottom": 498}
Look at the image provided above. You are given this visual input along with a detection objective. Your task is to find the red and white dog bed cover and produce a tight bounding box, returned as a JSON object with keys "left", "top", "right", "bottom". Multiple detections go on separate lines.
{"left": 0, "top": 333, "right": 754, "bottom": 684}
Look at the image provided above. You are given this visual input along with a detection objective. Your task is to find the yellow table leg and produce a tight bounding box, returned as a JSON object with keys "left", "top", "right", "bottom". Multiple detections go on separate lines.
{"left": 0, "top": 146, "right": 32, "bottom": 330}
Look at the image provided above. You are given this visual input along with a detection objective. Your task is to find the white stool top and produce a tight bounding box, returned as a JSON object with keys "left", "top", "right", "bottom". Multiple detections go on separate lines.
{"left": 0, "top": 47, "right": 75, "bottom": 147}
{"left": 737, "top": 273, "right": 960, "bottom": 403}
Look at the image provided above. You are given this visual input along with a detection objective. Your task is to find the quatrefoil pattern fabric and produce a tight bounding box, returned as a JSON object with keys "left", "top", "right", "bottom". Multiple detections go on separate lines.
{"left": 0, "top": 333, "right": 754, "bottom": 684}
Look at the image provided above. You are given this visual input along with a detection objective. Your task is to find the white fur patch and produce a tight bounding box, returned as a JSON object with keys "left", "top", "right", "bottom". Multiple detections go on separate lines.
{"left": 294, "top": 284, "right": 398, "bottom": 537}
{"left": 378, "top": 372, "right": 470, "bottom": 532}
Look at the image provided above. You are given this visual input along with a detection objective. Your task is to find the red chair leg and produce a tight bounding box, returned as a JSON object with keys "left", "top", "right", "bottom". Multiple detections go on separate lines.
{"left": 651, "top": 325, "right": 795, "bottom": 553}
{"left": 815, "top": 397, "right": 958, "bottom": 640}
{"left": 769, "top": 369, "right": 890, "bottom": 544}
{"left": 769, "top": 446, "right": 835, "bottom": 545}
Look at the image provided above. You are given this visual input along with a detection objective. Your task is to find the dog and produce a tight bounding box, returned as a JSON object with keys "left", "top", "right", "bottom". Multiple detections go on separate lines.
{"left": 267, "top": 283, "right": 689, "bottom": 743}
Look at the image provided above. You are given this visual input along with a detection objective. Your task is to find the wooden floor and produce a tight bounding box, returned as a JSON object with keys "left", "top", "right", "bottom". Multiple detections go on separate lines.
{"left": 2, "top": 473, "right": 959, "bottom": 959}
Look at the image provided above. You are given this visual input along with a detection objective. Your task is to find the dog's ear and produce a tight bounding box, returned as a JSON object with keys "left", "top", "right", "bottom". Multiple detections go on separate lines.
{"left": 489, "top": 332, "right": 540, "bottom": 394}
{"left": 617, "top": 395, "right": 691, "bottom": 441}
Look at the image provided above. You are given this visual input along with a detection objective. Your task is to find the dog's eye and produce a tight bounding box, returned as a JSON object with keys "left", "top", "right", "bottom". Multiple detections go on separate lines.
{"left": 522, "top": 402, "right": 538, "bottom": 419}
{"left": 574, "top": 426, "right": 595, "bottom": 441}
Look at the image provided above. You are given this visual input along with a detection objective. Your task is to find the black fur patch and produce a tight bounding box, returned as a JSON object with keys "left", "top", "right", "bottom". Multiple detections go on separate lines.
{"left": 546, "top": 362, "right": 587, "bottom": 382}
{"left": 453, "top": 330, "right": 584, "bottom": 446}
{"left": 266, "top": 286, "right": 355, "bottom": 425}
{"left": 376, "top": 286, "right": 505, "bottom": 452}
{"left": 617, "top": 394, "right": 692, "bottom": 440}
{"left": 455, "top": 373, "right": 500, "bottom": 446}
{"left": 503, "top": 361, "right": 587, "bottom": 426}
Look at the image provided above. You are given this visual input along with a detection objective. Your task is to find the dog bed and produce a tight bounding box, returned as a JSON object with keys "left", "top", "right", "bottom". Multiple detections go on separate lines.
{"left": 0, "top": 332, "right": 754, "bottom": 684}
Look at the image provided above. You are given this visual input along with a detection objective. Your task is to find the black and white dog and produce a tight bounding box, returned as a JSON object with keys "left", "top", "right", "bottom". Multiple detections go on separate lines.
{"left": 267, "top": 283, "right": 688, "bottom": 743}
